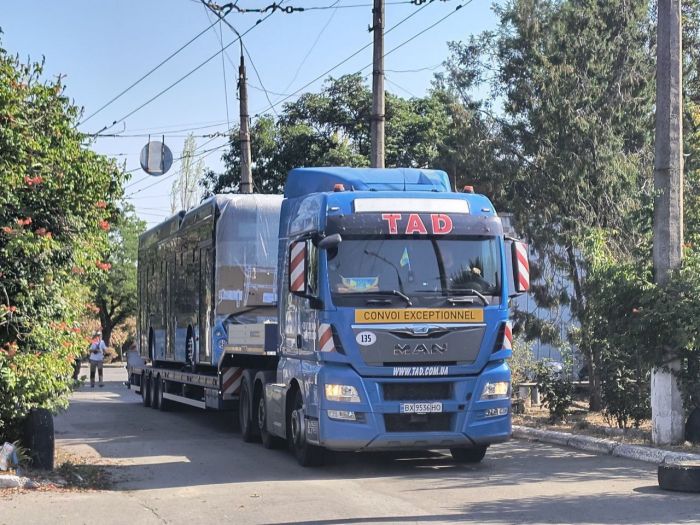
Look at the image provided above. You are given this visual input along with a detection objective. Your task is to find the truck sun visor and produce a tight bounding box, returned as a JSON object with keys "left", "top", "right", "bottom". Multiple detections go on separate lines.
{"left": 353, "top": 198, "right": 469, "bottom": 214}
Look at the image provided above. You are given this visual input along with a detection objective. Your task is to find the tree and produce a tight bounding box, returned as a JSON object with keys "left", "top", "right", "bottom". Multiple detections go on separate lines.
{"left": 201, "top": 74, "right": 457, "bottom": 195}
{"left": 440, "top": 0, "right": 656, "bottom": 410}
{"left": 0, "top": 41, "right": 125, "bottom": 441}
{"left": 171, "top": 134, "right": 203, "bottom": 212}
{"left": 92, "top": 206, "right": 146, "bottom": 347}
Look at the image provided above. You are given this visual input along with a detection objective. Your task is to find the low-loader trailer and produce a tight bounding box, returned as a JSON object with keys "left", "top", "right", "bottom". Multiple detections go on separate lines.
{"left": 127, "top": 167, "right": 530, "bottom": 466}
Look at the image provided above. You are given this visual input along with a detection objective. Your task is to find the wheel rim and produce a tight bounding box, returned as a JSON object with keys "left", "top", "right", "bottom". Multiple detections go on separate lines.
{"left": 258, "top": 397, "right": 266, "bottom": 433}
{"left": 186, "top": 336, "right": 194, "bottom": 365}
{"left": 291, "top": 408, "right": 304, "bottom": 447}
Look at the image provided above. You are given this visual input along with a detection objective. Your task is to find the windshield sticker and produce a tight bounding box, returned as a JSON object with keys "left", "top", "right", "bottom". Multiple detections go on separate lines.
{"left": 339, "top": 276, "right": 380, "bottom": 293}
{"left": 393, "top": 366, "right": 449, "bottom": 377}
{"left": 400, "top": 248, "right": 411, "bottom": 268}
{"left": 380, "top": 213, "right": 455, "bottom": 235}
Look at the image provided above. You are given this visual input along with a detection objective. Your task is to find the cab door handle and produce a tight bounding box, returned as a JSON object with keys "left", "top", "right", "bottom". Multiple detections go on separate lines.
{"left": 296, "top": 334, "right": 303, "bottom": 349}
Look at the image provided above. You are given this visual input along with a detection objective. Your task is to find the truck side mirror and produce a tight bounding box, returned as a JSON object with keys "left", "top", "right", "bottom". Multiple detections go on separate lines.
{"left": 317, "top": 233, "right": 342, "bottom": 250}
{"left": 512, "top": 241, "right": 530, "bottom": 294}
{"left": 289, "top": 240, "right": 308, "bottom": 295}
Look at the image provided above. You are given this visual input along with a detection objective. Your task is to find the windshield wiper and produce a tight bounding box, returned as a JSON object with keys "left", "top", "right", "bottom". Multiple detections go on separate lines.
{"left": 340, "top": 290, "right": 413, "bottom": 307}
{"left": 363, "top": 249, "right": 410, "bottom": 299}
{"left": 447, "top": 288, "right": 490, "bottom": 306}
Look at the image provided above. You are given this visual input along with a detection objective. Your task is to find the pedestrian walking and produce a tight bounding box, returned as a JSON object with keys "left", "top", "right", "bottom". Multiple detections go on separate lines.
{"left": 88, "top": 331, "right": 106, "bottom": 387}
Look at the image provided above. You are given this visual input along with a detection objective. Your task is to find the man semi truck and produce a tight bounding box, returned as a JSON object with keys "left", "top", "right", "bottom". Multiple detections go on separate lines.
{"left": 128, "top": 167, "right": 530, "bottom": 466}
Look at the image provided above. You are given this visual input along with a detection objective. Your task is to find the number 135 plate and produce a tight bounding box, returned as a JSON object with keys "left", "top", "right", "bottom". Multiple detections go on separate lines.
{"left": 400, "top": 402, "right": 443, "bottom": 414}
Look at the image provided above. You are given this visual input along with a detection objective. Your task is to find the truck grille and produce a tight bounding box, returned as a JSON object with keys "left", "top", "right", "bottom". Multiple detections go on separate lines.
{"left": 384, "top": 413, "right": 452, "bottom": 432}
{"left": 382, "top": 382, "right": 451, "bottom": 401}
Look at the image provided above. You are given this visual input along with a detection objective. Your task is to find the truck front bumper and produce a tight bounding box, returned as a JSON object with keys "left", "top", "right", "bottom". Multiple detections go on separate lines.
{"left": 314, "top": 362, "right": 512, "bottom": 452}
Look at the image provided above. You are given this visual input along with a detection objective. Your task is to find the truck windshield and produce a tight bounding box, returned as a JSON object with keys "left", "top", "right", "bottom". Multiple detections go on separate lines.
{"left": 327, "top": 236, "right": 501, "bottom": 306}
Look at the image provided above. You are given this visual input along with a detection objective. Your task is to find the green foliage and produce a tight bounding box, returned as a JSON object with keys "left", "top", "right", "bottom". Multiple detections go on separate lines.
{"left": 201, "top": 74, "right": 457, "bottom": 195}
{"left": 580, "top": 230, "right": 700, "bottom": 424}
{"left": 92, "top": 205, "right": 146, "bottom": 347}
{"left": 0, "top": 40, "right": 124, "bottom": 442}
{"left": 534, "top": 359, "right": 574, "bottom": 423}
{"left": 439, "top": 0, "right": 658, "bottom": 410}
{"left": 0, "top": 349, "right": 74, "bottom": 442}
{"left": 510, "top": 336, "right": 535, "bottom": 386}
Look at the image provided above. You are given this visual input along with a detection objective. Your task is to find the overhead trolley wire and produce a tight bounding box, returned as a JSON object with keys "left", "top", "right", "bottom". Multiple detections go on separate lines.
{"left": 88, "top": 5, "right": 283, "bottom": 136}
{"left": 251, "top": 0, "right": 456, "bottom": 116}
{"left": 282, "top": 0, "right": 341, "bottom": 93}
{"left": 79, "top": 16, "right": 227, "bottom": 127}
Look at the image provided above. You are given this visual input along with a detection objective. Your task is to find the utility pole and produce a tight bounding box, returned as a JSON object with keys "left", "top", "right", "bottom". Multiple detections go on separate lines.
{"left": 652, "top": 0, "right": 684, "bottom": 445}
{"left": 370, "top": 0, "right": 385, "bottom": 168}
{"left": 202, "top": 1, "right": 253, "bottom": 193}
{"left": 238, "top": 53, "right": 253, "bottom": 194}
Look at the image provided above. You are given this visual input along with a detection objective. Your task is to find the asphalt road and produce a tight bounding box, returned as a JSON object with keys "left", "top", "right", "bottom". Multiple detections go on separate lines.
{"left": 2, "top": 366, "right": 698, "bottom": 525}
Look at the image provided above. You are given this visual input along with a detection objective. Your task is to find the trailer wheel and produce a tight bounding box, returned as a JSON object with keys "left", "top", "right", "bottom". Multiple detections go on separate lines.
{"left": 141, "top": 373, "right": 151, "bottom": 407}
{"left": 288, "top": 388, "right": 324, "bottom": 467}
{"left": 658, "top": 462, "right": 700, "bottom": 493}
{"left": 239, "top": 378, "right": 259, "bottom": 443}
{"left": 150, "top": 374, "right": 160, "bottom": 410}
{"left": 157, "top": 377, "right": 170, "bottom": 411}
{"left": 450, "top": 445, "right": 487, "bottom": 463}
{"left": 259, "top": 395, "right": 283, "bottom": 450}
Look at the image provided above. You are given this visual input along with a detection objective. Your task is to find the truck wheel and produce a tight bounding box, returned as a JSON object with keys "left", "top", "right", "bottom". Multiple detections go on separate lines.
{"left": 239, "top": 378, "right": 259, "bottom": 443}
{"left": 450, "top": 445, "right": 487, "bottom": 463}
{"left": 259, "top": 395, "right": 283, "bottom": 450}
{"left": 658, "top": 462, "right": 700, "bottom": 493}
{"left": 150, "top": 374, "right": 160, "bottom": 410}
{"left": 158, "top": 377, "right": 170, "bottom": 411}
{"left": 288, "top": 389, "right": 324, "bottom": 467}
{"left": 141, "top": 373, "right": 151, "bottom": 407}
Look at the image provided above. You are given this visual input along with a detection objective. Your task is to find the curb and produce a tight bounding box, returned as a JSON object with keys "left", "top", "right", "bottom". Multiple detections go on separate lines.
{"left": 513, "top": 425, "right": 700, "bottom": 465}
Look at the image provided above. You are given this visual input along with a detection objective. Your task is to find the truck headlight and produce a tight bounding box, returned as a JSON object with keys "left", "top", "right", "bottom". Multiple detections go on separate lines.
{"left": 480, "top": 381, "right": 510, "bottom": 400}
{"left": 325, "top": 384, "right": 360, "bottom": 403}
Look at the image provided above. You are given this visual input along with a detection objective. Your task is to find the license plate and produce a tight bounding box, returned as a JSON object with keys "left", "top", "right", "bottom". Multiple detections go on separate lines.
{"left": 400, "top": 402, "right": 443, "bottom": 414}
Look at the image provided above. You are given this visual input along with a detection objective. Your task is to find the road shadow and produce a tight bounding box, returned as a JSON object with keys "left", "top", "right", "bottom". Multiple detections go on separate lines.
{"left": 56, "top": 371, "right": 664, "bottom": 496}
{"left": 268, "top": 490, "right": 700, "bottom": 525}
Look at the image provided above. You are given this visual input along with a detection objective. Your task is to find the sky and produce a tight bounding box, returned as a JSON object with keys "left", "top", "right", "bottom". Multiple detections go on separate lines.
{"left": 1, "top": 0, "right": 498, "bottom": 227}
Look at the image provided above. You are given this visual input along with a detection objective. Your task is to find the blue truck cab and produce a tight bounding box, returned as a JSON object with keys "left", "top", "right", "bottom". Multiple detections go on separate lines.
{"left": 261, "top": 167, "right": 530, "bottom": 466}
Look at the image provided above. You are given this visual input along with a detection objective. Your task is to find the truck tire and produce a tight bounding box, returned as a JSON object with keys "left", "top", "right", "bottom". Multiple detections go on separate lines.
{"left": 450, "top": 445, "right": 487, "bottom": 463}
{"left": 141, "top": 373, "right": 151, "bottom": 408}
{"left": 288, "top": 389, "right": 324, "bottom": 467}
{"left": 259, "top": 395, "right": 283, "bottom": 450}
{"left": 658, "top": 462, "right": 700, "bottom": 493}
{"left": 157, "top": 377, "right": 170, "bottom": 411}
{"left": 239, "top": 378, "right": 259, "bottom": 443}
{"left": 150, "top": 374, "right": 160, "bottom": 410}
{"left": 23, "top": 408, "right": 54, "bottom": 470}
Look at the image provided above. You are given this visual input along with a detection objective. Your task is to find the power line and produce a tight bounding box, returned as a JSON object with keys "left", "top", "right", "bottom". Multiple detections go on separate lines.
{"left": 88, "top": 7, "right": 282, "bottom": 136}
{"left": 385, "top": 63, "right": 442, "bottom": 73}
{"left": 79, "top": 17, "right": 226, "bottom": 127}
{"left": 202, "top": 3, "right": 233, "bottom": 129}
{"left": 210, "top": 0, "right": 431, "bottom": 14}
{"left": 251, "top": 0, "right": 448, "bottom": 116}
{"left": 204, "top": 2, "right": 281, "bottom": 118}
{"left": 385, "top": 75, "right": 418, "bottom": 98}
{"left": 124, "top": 143, "right": 226, "bottom": 195}
{"left": 282, "top": 0, "right": 341, "bottom": 93}
{"left": 113, "top": 120, "right": 228, "bottom": 133}
{"left": 243, "top": 44, "right": 280, "bottom": 117}
{"left": 93, "top": 132, "right": 228, "bottom": 139}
